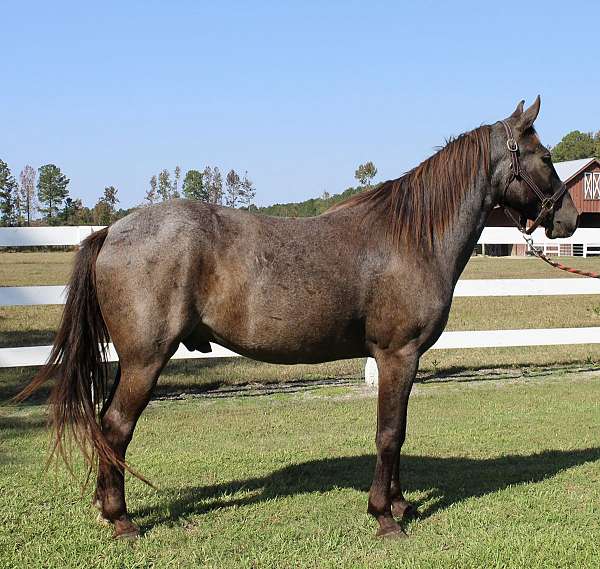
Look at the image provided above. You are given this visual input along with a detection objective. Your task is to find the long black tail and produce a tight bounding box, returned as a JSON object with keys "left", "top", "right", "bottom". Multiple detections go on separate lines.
{"left": 14, "top": 228, "right": 150, "bottom": 484}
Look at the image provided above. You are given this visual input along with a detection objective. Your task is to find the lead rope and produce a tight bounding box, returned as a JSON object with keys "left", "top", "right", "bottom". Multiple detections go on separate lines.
{"left": 503, "top": 211, "right": 600, "bottom": 278}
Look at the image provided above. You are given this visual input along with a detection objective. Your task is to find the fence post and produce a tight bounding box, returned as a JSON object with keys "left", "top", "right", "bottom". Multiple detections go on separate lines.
{"left": 365, "top": 357, "right": 378, "bottom": 386}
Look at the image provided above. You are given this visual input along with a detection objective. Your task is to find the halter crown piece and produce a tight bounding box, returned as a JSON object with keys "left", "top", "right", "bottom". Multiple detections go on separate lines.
{"left": 499, "top": 120, "right": 568, "bottom": 235}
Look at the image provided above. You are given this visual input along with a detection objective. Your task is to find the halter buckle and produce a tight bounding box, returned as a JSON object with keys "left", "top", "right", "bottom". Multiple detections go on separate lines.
{"left": 541, "top": 198, "right": 554, "bottom": 211}
{"left": 506, "top": 138, "right": 518, "bottom": 152}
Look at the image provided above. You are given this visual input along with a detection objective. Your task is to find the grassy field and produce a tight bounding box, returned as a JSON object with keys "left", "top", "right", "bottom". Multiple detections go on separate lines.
{"left": 2, "top": 370, "right": 600, "bottom": 568}
{"left": 2, "top": 252, "right": 600, "bottom": 567}
{"left": 0, "top": 251, "right": 75, "bottom": 286}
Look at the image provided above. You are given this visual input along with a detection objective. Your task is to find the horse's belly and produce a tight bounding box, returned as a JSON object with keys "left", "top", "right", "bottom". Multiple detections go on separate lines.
{"left": 197, "top": 311, "right": 367, "bottom": 364}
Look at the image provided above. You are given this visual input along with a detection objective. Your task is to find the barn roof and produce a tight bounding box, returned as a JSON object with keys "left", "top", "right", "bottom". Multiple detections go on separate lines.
{"left": 554, "top": 158, "right": 600, "bottom": 183}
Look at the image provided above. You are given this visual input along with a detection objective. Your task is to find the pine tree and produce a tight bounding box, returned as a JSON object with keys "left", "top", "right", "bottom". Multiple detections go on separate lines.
{"left": 60, "top": 197, "right": 85, "bottom": 225}
{"left": 172, "top": 166, "right": 181, "bottom": 198}
{"left": 239, "top": 171, "right": 256, "bottom": 207}
{"left": 551, "top": 131, "right": 598, "bottom": 162}
{"left": 158, "top": 169, "right": 171, "bottom": 201}
{"left": 37, "top": 164, "right": 70, "bottom": 224}
{"left": 182, "top": 170, "right": 208, "bottom": 201}
{"left": 0, "top": 160, "right": 18, "bottom": 226}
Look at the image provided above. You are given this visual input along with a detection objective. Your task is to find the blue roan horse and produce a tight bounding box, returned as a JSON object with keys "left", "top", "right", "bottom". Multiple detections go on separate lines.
{"left": 17, "top": 97, "right": 578, "bottom": 538}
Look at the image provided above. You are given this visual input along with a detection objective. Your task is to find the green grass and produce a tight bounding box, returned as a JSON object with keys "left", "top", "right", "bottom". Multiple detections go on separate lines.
{"left": 2, "top": 371, "right": 600, "bottom": 568}
{"left": 461, "top": 255, "right": 600, "bottom": 279}
{"left": 3, "top": 252, "right": 600, "bottom": 567}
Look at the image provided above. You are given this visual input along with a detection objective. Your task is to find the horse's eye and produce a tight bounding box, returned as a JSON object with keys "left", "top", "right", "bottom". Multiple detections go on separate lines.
{"left": 542, "top": 154, "right": 552, "bottom": 163}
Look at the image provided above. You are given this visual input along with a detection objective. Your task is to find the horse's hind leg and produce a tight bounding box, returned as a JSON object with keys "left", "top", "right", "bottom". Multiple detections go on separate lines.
{"left": 368, "top": 349, "right": 418, "bottom": 538}
{"left": 94, "top": 355, "right": 170, "bottom": 538}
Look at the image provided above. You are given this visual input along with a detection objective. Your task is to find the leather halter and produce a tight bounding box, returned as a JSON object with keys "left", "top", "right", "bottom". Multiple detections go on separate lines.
{"left": 499, "top": 120, "right": 568, "bottom": 235}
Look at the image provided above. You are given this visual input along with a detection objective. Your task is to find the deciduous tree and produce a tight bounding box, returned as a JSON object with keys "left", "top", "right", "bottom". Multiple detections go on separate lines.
{"left": 145, "top": 175, "right": 158, "bottom": 205}
{"left": 203, "top": 166, "right": 223, "bottom": 204}
{"left": 225, "top": 169, "right": 241, "bottom": 208}
{"left": 354, "top": 161, "right": 377, "bottom": 189}
{"left": 94, "top": 186, "right": 119, "bottom": 224}
{"left": 19, "top": 165, "right": 36, "bottom": 225}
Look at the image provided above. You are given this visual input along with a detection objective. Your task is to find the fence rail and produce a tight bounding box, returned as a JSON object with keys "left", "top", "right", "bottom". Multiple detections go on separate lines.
{"left": 3, "top": 278, "right": 600, "bottom": 307}
{"left": 1, "top": 225, "right": 600, "bottom": 249}
{"left": 3, "top": 326, "right": 600, "bottom": 369}
{"left": 0, "top": 226, "right": 105, "bottom": 247}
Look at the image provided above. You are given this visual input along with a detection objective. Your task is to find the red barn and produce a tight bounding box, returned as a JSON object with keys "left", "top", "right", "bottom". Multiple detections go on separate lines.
{"left": 555, "top": 157, "right": 600, "bottom": 227}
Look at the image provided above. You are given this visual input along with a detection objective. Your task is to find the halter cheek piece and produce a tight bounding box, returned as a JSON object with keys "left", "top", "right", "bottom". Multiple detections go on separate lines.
{"left": 499, "top": 120, "right": 568, "bottom": 235}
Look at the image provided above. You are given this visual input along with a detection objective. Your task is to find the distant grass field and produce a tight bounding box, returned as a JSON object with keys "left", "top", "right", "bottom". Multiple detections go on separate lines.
{"left": 2, "top": 251, "right": 600, "bottom": 286}
{"left": 0, "top": 251, "right": 75, "bottom": 286}
{"left": 2, "top": 370, "right": 600, "bottom": 568}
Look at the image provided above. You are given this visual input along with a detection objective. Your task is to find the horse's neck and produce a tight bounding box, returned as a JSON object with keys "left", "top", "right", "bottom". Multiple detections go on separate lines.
{"left": 435, "top": 173, "right": 496, "bottom": 286}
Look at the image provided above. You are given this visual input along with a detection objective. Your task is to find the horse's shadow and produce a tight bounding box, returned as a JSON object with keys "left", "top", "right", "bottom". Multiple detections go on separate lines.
{"left": 134, "top": 447, "right": 600, "bottom": 527}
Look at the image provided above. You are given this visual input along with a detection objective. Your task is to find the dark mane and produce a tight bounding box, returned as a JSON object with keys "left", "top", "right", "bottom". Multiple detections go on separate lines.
{"left": 331, "top": 125, "right": 491, "bottom": 249}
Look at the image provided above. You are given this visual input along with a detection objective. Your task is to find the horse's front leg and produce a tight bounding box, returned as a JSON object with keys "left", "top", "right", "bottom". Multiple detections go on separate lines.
{"left": 368, "top": 349, "right": 418, "bottom": 538}
{"left": 390, "top": 430, "right": 418, "bottom": 520}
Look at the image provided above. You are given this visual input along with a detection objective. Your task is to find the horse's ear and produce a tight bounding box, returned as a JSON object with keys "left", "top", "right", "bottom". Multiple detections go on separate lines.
{"left": 510, "top": 99, "right": 525, "bottom": 118}
{"left": 518, "top": 95, "right": 541, "bottom": 129}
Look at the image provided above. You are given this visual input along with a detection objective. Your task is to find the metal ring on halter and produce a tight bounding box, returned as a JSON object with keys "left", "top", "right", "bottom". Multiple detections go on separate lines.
{"left": 541, "top": 198, "right": 554, "bottom": 211}
{"left": 506, "top": 138, "right": 518, "bottom": 152}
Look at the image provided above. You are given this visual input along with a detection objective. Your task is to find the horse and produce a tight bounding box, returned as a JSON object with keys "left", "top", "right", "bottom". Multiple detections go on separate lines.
{"left": 16, "top": 97, "right": 578, "bottom": 539}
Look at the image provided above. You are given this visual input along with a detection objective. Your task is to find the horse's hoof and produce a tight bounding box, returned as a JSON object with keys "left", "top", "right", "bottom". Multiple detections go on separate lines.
{"left": 113, "top": 521, "right": 140, "bottom": 540}
{"left": 392, "top": 500, "right": 419, "bottom": 520}
{"left": 376, "top": 524, "right": 408, "bottom": 540}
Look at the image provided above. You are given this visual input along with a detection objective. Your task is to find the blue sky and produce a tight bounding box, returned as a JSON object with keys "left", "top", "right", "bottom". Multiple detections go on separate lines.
{"left": 2, "top": 0, "right": 598, "bottom": 209}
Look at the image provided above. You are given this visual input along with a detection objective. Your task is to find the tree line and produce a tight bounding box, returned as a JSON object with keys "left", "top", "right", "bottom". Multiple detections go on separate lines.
{"left": 144, "top": 166, "right": 256, "bottom": 209}
{"left": 550, "top": 131, "right": 600, "bottom": 162}
{"left": 0, "top": 162, "right": 257, "bottom": 227}
{"left": 254, "top": 161, "right": 377, "bottom": 217}
{"left": 1, "top": 126, "right": 594, "bottom": 228}
{"left": 0, "top": 161, "right": 120, "bottom": 227}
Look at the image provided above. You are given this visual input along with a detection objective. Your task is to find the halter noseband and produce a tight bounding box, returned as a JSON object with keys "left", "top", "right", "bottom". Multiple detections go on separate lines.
{"left": 499, "top": 120, "right": 568, "bottom": 235}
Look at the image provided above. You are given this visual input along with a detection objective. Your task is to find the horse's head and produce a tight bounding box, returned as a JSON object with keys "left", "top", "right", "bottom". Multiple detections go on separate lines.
{"left": 497, "top": 96, "right": 578, "bottom": 238}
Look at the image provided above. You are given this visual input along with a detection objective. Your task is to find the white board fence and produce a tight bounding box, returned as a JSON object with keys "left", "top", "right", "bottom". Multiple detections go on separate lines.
{"left": 1, "top": 226, "right": 600, "bottom": 378}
